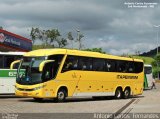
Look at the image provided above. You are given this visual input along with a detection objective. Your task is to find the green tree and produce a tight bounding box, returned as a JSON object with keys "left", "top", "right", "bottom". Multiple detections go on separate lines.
{"left": 67, "top": 32, "right": 74, "bottom": 49}
{"left": 151, "top": 54, "right": 160, "bottom": 79}
{"left": 76, "top": 32, "right": 84, "bottom": 50}
{"left": 30, "top": 27, "right": 48, "bottom": 46}
{"left": 56, "top": 38, "right": 67, "bottom": 48}
{"left": 84, "top": 48, "right": 105, "bottom": 54}
{"left": 30, "top": 27, "right": 42, "bottom": 45}
{"left": 46, "top": 29, "right": 61, "bottom": 46}
{"left": 30, "top": 28, "right": 68, "bottom": 48}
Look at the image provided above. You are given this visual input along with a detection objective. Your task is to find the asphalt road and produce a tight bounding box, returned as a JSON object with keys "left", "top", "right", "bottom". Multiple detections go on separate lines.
{"left": 0, "top": 83, "right": 160, "bottom": 119}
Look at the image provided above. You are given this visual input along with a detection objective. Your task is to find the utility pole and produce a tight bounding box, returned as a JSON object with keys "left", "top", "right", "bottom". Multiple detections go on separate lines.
{"left": 154, "top": 25, "right": 160, "bottom": 79}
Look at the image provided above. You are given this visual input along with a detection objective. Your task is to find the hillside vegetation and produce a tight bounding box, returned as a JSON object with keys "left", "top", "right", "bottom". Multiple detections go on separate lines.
{"left": 132, "top": 56, "right": 155, "bottom": 65}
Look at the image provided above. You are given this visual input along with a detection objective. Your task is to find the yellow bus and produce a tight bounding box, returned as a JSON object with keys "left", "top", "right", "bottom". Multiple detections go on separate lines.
{"left": 13, "top": 49, "right": 144, "bottom": 102}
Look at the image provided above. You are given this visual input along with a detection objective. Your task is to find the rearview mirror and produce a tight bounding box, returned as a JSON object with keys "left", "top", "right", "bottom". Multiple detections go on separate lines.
{"left": 10, "top": 60, "right": 21, "bottom": 69}
{"left": 39, "top": 60, "right": 55, "bottom": 72}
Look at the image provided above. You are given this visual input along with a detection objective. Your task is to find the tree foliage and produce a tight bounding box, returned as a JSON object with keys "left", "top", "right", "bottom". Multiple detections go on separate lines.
{"left": 30, "top": 27, "right": 85, "bottom": 50}
{"left": 76, "top": 33, "right": 84, "bottom": 50}
{"left": 56, "top": 38, "right": 67, "bottom": 48}
{"left": 151, "top": 54, "right": 160, "bottom": 67}
{"left": 30, "top": 27, "right": 47, "bottom": 45}
{"left": 84, "top": 48, "right": 105, "bottom": 54}
{"left": 151, "top": 54, "right": 160, "bottom": 78}
{"left": 30, "top": 27, "right": 68, "bottom": 48}
{"left": 67, "top": 32, "right": 74, "bottom": 48}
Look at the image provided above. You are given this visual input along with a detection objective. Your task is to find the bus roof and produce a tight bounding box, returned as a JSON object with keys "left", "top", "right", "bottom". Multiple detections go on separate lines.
{"left": 0, "top": 51, "right": 25, "bottom": 55}
{"left": 144, "top": 64, "right": 152, "bottom": 67}
{"left": 24, "top": 48, "right": 143, "bottom": 62}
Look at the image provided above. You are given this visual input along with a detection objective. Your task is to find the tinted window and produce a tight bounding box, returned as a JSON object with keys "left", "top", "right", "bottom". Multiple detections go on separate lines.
{"left": 144, "top": 66, "right": 152, "bottom": 74}
{"left": 48, "top": 55, "right": 64, "bottom": 77}
{"left": 48, "top": 55, "right": 64, "bottom": 65}
{"left": 0, "top": 55, "right": 4, "bottom": 68}
{"left": 134, "top": 62, "right": 143, "bottom": 73}
{"left": 127, "top": 62, "right": 135, "bottom": 73}
{"left": 117, "top": 61, "right": 136, "bottom": 73}
{"left": 93, "top": 58, "right": 105, "bottom": 71}
{"left": 61, "top": 55, "right": 143, "bottom": 74}
{"left": 41, "top": 62, "right": 55, "bottom": 82}
{"left": 105, "top": 59, "right": 116, "bottom": 72}
{"left": 117, "top": 60, "right": 127, "bottom": 72}
{"left": 62, "top": 56, "right": 92, "bottom": 72}
{"left": 78, "top": 57, "right": 92, "bottom": 70}
{"left": 4, "top": 56, "right": 16, "bottom": 68}
{"left": 0, "top": 55, "right": 22, "bottom": 69}
{"left": 62, "top": 56, "right": 78, "bottom": 72}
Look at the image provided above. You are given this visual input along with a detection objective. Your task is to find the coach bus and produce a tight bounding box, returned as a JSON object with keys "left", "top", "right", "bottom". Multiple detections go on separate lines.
{"left": 144, "top": 64, "right": 153, "bottom": 89}
{"left": 13, "top": 49, "right": 144, "bottom": 102}
{"left": 0, "top": 52, "right": 24, "bottom": 94}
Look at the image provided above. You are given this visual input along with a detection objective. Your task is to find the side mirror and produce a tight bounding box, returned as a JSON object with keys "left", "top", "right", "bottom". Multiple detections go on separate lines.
{"left": 39, "top": 60, "right": 55, "bottom": 72}
{"left": 10, "top": 60, "right": 21, "bottom": 69}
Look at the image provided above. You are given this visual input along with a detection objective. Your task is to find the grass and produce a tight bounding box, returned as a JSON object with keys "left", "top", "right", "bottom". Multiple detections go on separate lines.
{"left": 132, "top": 56, "right": 155, "bottom": 65}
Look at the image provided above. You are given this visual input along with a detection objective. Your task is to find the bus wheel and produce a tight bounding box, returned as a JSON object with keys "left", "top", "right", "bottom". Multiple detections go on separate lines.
{"left": 115, "top": 88, "right": 122, "bottom": 99}
{"left": 123, "top": 88, "right": 130, "bottom": 99}
{"left": 56, "top": 89, "right": 67, "bottom": 102}
{"left": 33, "top": 98, "right": 43, "bottom": 102}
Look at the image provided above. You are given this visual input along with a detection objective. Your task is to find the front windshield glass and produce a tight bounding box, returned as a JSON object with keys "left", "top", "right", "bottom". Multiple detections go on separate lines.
{"left": 16, "top": 55, "right": 64, "bottom": 85}
{"left": 144, "top": 66, "right": 152, "bottom": 74}
{"left": 17, "top": 56, "right": 45, "bottom": 85}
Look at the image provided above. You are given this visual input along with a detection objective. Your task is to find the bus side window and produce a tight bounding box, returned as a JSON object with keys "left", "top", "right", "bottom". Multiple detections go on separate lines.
{"left": 92, "top": 58, "right": 105, "bottom": 71}
{"left": 48, "top": 55, "right": 64, "bottom": 74}
{"left": 117, "top": 61, "right": 127, "bottom": 73}
{"left": 4, "top": 56, "right": 15, "bottom": 68}
{"left": 42, "top": 62, "right": 54, "bottom": 81}
{"left": 62, "top": 56, "right": 78, "bottom": 72}
{"left": 127, "top": 62, "right": 135, "bottom": 73}
{"left": 78, "top": 57, "right": 92, "bottom": 71}
{"left": 134, "top": 62, "right": 143, "bottom": 73}
{"left": 144, "top": 66, "right": 152, "bottom": 74}
{"left": 106, "top": 59, "right": 116, "bottom": 72}
{"left": 0, "top": 55, "right": 3, "bottom": 68}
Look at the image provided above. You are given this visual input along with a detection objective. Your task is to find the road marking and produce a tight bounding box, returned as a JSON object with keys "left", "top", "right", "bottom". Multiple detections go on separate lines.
{"left": 109, "top": 99, "right": 136, "bottom": 119}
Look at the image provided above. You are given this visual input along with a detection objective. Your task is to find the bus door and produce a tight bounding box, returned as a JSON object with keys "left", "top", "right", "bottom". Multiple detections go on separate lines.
{"left": 60, "top": 55, "right": 81, "bottom": 96}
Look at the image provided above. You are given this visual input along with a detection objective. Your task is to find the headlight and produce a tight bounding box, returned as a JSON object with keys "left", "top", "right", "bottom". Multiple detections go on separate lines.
{"left": 15, "top": 85, "right": 46, "bottom": 91}
{"left": 33, "top": 85, "right": 46, "bottom": 91}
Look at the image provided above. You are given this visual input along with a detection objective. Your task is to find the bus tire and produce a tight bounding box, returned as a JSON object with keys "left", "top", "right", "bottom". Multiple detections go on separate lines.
{"left": 33, "top": 98, "right": 43, "bottom": 102}
{"left": 115, "top": 88, "right": 122, "bottom": 99}
{"left": 56, "top": 89, "right": 67, "bottom": 102}
{"left": 123, "top": 88, "right": 130, "bottom": 99}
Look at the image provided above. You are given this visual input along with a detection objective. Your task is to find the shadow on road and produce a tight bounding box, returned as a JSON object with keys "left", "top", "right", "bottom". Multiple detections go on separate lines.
{"left": 17, "top": 96, "right": 143, "bottom": 104}
{"left": 0, "top": 95, "right": 24, "bottom": 99}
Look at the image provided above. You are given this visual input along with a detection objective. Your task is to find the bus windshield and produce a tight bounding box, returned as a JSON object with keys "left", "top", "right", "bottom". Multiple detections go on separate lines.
{"left": 144, "top": 66, "right": 152, "bottom": 74}
{"left": 17, "top": 56, "right": 46, "bottom": 85}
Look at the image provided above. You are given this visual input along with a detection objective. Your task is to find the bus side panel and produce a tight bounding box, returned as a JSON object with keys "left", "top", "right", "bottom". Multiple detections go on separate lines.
{"left": 55, "top": 71, "right": 79, "bottom": 97}
{"left": 56, "top": 71, "right": 144, "bottom": 97}
{"left": 73, "top": 71, "right": 104, "bottom": 96}
{"left": 0, "top": 69, "right": 17, "bottom": 94}
{"left": 131, "top": 73, "right": 144, "bottom": 95}
{"left": 146, "top": 74, "right": 153, "bottom": 88}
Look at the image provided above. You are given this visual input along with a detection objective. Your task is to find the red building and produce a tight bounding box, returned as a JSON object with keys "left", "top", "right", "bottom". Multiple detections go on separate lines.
{"left": 0, "top": 29, "right": 32, "bottom": 52}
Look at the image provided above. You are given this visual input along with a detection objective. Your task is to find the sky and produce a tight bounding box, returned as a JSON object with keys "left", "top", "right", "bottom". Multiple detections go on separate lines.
{"left": 0, "top": 0, "right": 160, "bottom": 55}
